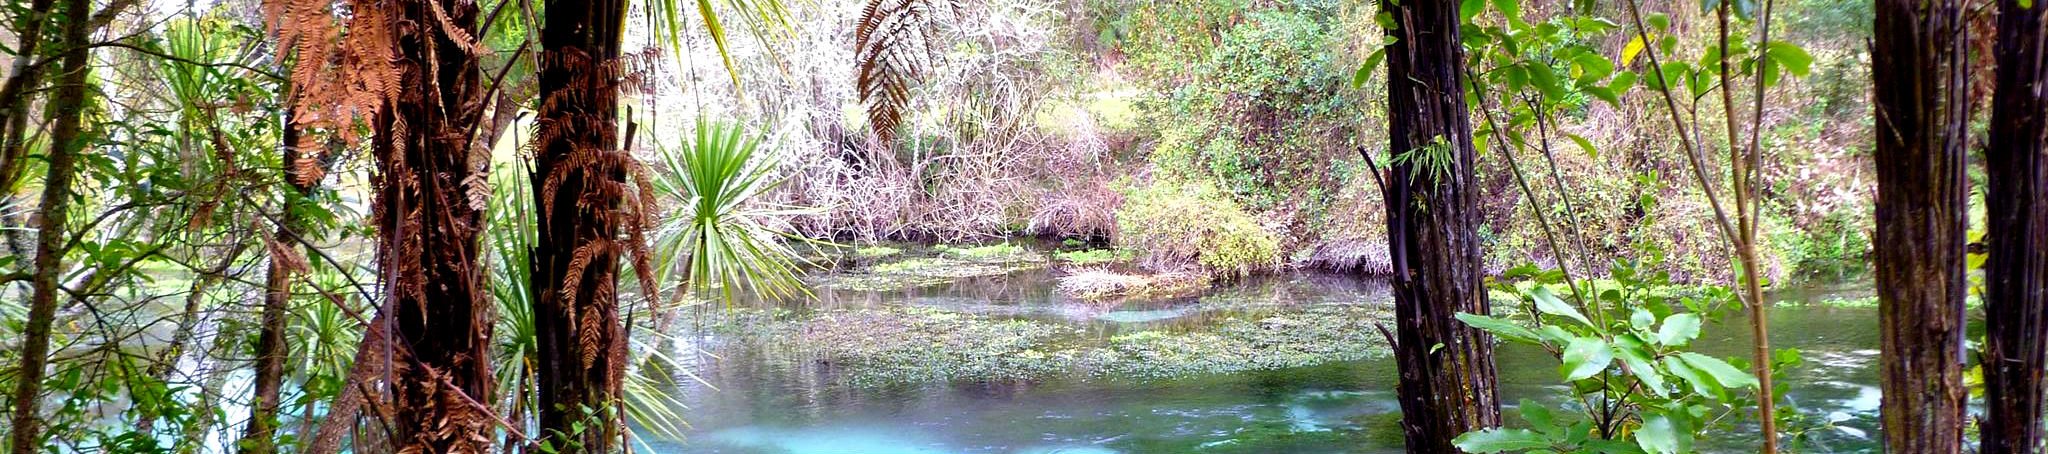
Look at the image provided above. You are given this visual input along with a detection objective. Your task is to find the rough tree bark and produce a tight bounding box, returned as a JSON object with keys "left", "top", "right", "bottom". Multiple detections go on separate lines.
{"left": 5, "top": 0, "right": 95, "bottom": 451}
{"left": 1371, "top": 0, "right": 1499, "bottom": 451}
{"left": 373, "top": 0, "right": 496, "bottom": 451}
{"left": 532, "top": 0, "right": 630, "bottom": 450}
{"left": 1871, "top": 0, "right": 1971, "bottom": 451}
{"left": 1980, "top": 0, "right": 2048, "bottom": 451}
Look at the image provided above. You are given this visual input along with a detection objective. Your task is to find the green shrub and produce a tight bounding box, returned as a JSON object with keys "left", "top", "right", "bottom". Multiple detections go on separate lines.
{"left": 1115, "top": 178, "right": 1280, "bottom": 276}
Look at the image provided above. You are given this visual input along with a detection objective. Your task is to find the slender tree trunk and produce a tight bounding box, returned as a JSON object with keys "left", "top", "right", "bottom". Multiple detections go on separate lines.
{"left": 1981, "top": 0, "right": 2048, "bottom": 451}
{"left": 532, "top": 1, "right": 630, "bottom": 451}
{"left": 374, "top": 0, "right": 495, "bottom": 451}
{"left": 1373, "top": 0, "right": 1498, "bottom": 451}
{"left": 1871, "top": 0, "right": 1971, "bottom": 451}
{"left": 5, "top": 0, "right": 94, "bottom": 451}
{"left": 239, "top": 108, "right": 312, "bottom": 454}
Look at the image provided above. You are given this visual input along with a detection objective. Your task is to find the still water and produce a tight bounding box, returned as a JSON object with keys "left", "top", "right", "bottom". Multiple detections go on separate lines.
{"left": 640, "top": 262, "right": 1884, "bottom": 453}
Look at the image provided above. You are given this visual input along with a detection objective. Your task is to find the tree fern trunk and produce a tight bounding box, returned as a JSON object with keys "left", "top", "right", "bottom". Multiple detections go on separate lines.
{"left": 1374, "top": 0, "right": 1499, "bottom": 451}
{"left": 532, "top": 0, "right": 630, "bottom": 451}
{"left": 1980, "top": 0, "right": 2048, "bottom": 451}
{"left": 1872, "top": 0, "right": 1971, "bottom": 450}
{"left": 375, "top": 0, "right": 495, "bottom": 451}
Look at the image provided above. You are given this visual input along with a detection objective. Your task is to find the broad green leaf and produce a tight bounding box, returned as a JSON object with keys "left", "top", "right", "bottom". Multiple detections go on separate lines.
{"left": 1561, "top": 336, "right": 1613, "bottom": 381}
{"left": 1678, "top": 352, "right": 1760, "bottom": 389}
{"left": 1630, "top": 307, "right": 1655, "bottom": 328}
{"left": 1491, "top": 0, "right": 1523, "bottom": 27}
{"left": 1613, "top": 335, "right": 1666, "bottom": 396}
{"left": 1457, "top": 312, "right": 1544, "bottom": 345}
{"left": 1526, "top": 63, "right": 1566, "bottom": 100}
{"left": 1518, "top": 399, "right": 1558, "bottom": 432}
{"left": 1648, "top": 13, "right": 1670, "bottom": 31}
{"left": 1357, "top": 48, "right": 1387, "bottom": 88}
{"left": 1571, "top": 52, "right": 1615, "bottom": 84}
{"left": 1531, "top": 286, "right": 1593, "bottom": 328}
{"left": 1656, "top": 313, "right": 1701, "bottom": 346}
{"left": 1665, "top": 356, "right": 1722, "bottom": 398}
{"left": 1565, "top": 134, "right": 1598, "bottom": 159}
{"left": 1461, "top": 0, "right": 1487, "bottom": 24}
{"left": 1453, "top": 427, "right": 1553, "bottom": 452}
{"left": 1609, "top": 71, "right": 1638, "bottom": 93}
{"left": 1766, "top": 42, "right": 1814, "bottom": 77}
{"left": 1636, "top": 413, "right": 1679, "bottom": 454}
{"left": 1585, "top": 86, "right": 1619, "bottom": 105}
{"left": 1621, "top": 35, "right": 1647, "bottom": 67}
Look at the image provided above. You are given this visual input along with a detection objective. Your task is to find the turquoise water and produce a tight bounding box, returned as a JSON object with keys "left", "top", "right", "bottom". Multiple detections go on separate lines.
{"left": 642, "top": 261, "right": 1884, "bottom": 453}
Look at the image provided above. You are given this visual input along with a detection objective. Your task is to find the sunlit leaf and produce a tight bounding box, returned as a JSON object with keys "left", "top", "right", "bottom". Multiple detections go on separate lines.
{"left": 1678, "top": 352, "right": 1760, "bottom": 389}
{"left": 1562, "top": 336, "right": 1614, "bottom": 381}
{"left": 1622, "top": 35, "right": 1647, "bottom": 67}
{"left": 1567, "top": 133, "right": 1597, "bottom": 159}
{"left": 1531, "top": 286, "right": 1593, "bottom": 328}
{"left": 1636, "top": 412, "right": 1679, "bottom": 454}
{"left": 1458, "top": 312, "right": 1544, "bottom": 345}
{"left": 1656, "top": 313, "right": 1701, "bottom": 346}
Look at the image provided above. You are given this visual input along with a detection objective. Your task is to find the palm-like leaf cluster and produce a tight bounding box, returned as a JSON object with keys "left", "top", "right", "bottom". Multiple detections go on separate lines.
{"left": 653, "top": 120, "right": 814, "bottom": 305}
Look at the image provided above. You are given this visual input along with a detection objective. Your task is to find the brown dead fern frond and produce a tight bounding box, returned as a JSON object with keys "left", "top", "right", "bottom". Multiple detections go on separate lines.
{"left": 854, "top": 0, "right": 954, "bottom": 145}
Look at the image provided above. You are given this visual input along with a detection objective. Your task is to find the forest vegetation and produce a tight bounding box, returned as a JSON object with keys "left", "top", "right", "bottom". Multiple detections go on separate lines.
{"left": 0, "top": 0, "right": 2041, "bottom": 452}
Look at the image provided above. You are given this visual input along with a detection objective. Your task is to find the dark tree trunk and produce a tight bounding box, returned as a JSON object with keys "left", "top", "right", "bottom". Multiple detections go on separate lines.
{"left": 1872, "top": 0, "right": 1971, "bottom": 451}
{"left": 1980, "top": 0, "right": 2048, "bottom": 451}
{"left": 374, "top": 0, "right": 495, "bottom": 451}
{"left": 1372, "top": 0, "right": 1499, "bottom": 451}
{"left": 5, "top": 0, "right": 93, "bottom": 451}
{"left": 532, "top": 0, "right": 630, "bottom": 451}
{"left": 239, "top": 107, "right": 312, "bottom": 454}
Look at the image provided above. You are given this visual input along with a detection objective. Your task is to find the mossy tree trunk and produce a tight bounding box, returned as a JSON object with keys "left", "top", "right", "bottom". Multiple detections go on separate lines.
{"left": 532, "top": 0, "right": 630, "bottom": 451}
{"left": 239, "top": 102, "right": 311, "bottom": 454}
{"left": 1872, "top": 0, "right": 1971, "bottom": 451}
{"left": 5, "top": 0, "right": 95, "bottom": 451}
{"left": 1372, "top": 0, "right": 1499, "bottom": 451}
{"left": 1980, "top": 0, "right": 2048, "bottom": 451}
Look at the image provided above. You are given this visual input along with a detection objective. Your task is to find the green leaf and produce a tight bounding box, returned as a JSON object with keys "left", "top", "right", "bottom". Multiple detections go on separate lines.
{"left": 1585, "top": 86, "right": 1619, "bottom": 105}
{"left": 1621, "top": 35, "right": 1647, "bottom": 67}
{"left": 1491, "top": 0, "right": 1523, "bottom": 27}
{"left": 1630, "top": 307, "right": 1656, "bottom": 328}
{"left": 1662, "top": 355, "right": 1717, "bottom": 396}
{"left": 1457, "top": 312, "right": 1544, "bottom": 345}
{"left": 1518, "top": 399, "right": 1558, "bottom": 432}
{"left": 1636, "top": 413, "right": 1679, "bottom": 454}
{"left": 1678, "top": 352, "right": 1760, "bottom": 389}
{"left": 1766, "top": 42, "right": 1814, "bottom": 77}
{"left": 1609, "top": 71, "right": 1638, "bottom": 93}
{"left": 1453, "top": 428, "right": 1553, "bottom": 452}
{"left": 1571, "top": 52, "right": 1615, "bottom": 85}
{"left": 1531, "top": 286, "right": 1593, "bottom": 328}
{"left": 1613, "top": 335, "right": 1666, "bottom": 396}
{"left": 1561, "top": 336, "right": 1614, "bottom": 381}
{"left": 1462, "top": 0, "right": 1487, "bottom": 24}
{"left": 1353, "top": 48, "right": 1388, "bottom": 89}
{"left": 1656, "top": 313, "right": 1701, "bottom": 346}
{"left": 1648, "top": 13, "right": 1670, "bottom": 31}
{"left": 1526, "top": 63, "right": 1566, "bottom": 100}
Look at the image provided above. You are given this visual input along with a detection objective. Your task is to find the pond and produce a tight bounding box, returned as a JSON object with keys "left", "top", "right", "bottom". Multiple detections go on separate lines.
{"left": 638, "top": 246, "right": 1885, "bottom": 453}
